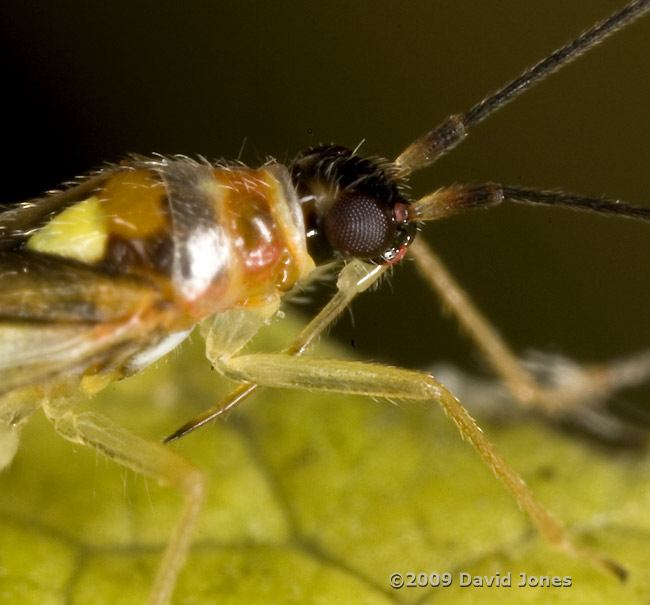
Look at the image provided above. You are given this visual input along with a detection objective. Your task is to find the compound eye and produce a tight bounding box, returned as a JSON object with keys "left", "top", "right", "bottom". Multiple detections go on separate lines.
{"left": 324, "top": 191, "right": 394, "bottom": 259}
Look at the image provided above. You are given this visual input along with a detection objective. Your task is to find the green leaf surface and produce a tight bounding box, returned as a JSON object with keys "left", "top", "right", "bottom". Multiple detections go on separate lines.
{"left": 1, "top": 314, "right": 649, "bottom": 604}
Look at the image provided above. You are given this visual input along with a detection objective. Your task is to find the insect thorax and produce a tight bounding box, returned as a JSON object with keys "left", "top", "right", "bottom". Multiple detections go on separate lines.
{"left": 25, "top": 158, "right": 314, "bottom": 319}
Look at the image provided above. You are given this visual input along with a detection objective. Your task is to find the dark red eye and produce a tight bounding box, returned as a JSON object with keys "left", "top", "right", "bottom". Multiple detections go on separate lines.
{"left": 324, "top": 192, "right": 395, "bottom": 259}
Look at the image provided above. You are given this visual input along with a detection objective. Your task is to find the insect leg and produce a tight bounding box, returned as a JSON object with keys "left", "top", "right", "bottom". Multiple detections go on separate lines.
{"left": 42, "top": 397, "right": 206, "bottom": 605}
{"left": 0, "top": 385, "right": 49, "bottom": 471}
{"left": 165, "top": 259, "right": 388, "bottom": 442}
{"left": 408, "top": 237, "right": 650, "bottom": 418}
{"left": 410, "top": 236, "right": 545, "bottom": 408}
{"left": 0, "top": 423, "right": 20, "bottom": 472}
{"left": 209, "top": 351, "right": 624, "bottom": 579}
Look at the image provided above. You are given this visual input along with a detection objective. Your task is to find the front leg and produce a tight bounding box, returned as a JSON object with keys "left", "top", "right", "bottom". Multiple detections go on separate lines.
{"left": 409, "top": 238, "right": 650, "bottom": 420}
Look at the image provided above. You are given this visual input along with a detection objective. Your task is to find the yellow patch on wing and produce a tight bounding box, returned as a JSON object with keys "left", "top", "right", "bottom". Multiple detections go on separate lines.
{"left": 26, "top": 196, "right": 107, "bottom": 263}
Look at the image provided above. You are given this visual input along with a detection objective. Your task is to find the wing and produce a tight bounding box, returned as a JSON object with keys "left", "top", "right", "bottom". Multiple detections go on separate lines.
{"left": 0, "top": 250, "right": 164, "bottom": 324}
{"left": 0, "top": 169, "right": 119, "bottom": 251}
{"left": 0, "top": 250, "right": 173, "bottom": 396}
{"left": 0, "top": 322, "right": 146, "bottom": 397}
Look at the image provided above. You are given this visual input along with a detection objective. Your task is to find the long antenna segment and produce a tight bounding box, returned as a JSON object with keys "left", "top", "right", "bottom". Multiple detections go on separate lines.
{"left": 395, "top": 0, "right": 650, "bottom": 175}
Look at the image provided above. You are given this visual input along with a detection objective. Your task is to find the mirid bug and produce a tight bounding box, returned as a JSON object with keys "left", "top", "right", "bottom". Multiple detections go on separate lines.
{"left": 1, "top": 2, "right": 649, "bottom": 603}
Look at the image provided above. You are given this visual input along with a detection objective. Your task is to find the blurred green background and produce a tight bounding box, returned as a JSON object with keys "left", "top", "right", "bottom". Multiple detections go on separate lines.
{"left": 0, "top": 0, "right": 648, "bottom": 410}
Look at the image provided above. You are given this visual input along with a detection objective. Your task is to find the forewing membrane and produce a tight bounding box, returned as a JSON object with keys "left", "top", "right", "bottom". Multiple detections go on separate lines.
{"left": 0, "top": 251, "right": 169, "bottom": 395}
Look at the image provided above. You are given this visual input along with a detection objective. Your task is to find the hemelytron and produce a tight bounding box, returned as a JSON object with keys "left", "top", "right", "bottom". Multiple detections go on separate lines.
{"left": 1, "top": 2, "right": 650, "bottom": 603}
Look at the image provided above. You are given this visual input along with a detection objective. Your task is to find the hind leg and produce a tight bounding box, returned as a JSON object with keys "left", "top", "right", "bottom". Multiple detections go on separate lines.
{"left": 42, "top": 396, "right": 205, "bottom": 605}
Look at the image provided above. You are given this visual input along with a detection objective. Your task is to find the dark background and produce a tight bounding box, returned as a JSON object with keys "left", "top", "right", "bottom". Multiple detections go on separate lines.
{"left": 1, "top": 1, "right": 648, "bottom": 416}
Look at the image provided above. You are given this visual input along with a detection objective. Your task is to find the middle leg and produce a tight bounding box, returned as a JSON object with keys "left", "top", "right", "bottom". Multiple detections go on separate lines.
{"left": 208, "top": 349, "right": 624, "bottom": 579}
